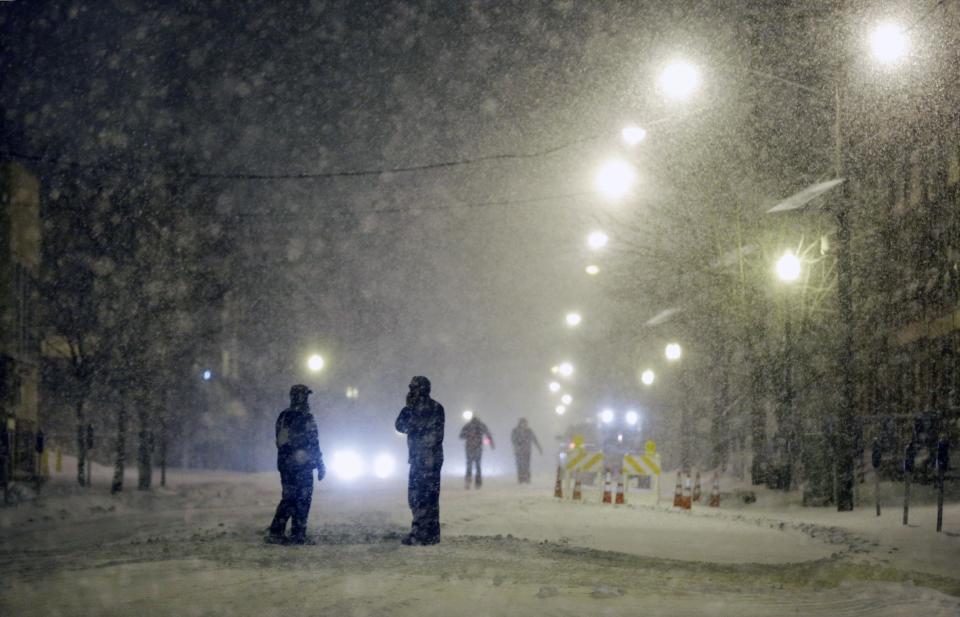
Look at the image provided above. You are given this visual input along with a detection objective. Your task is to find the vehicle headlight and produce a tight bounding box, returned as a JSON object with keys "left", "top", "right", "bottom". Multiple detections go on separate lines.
{"left": 372, "top": 452, "right": 396, "bottom": 479}
{"left": 330, "top": 449, "right": 365, "bottom": 481}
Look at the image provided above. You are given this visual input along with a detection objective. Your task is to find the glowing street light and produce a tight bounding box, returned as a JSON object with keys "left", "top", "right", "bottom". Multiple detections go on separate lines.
{"left": 776, "top": 250, "right": 801, "bottom": 283}
{"left": 625, "top": 410, "right": 639, "bottom": 426}
{"left": 557, "top": 362, "right": 574, "bottom": 378}
{"left": 548, "top": 381, "right": 561, "bottom": 393}
{"left": 462, "top": 409, "right": 474, "bottom": 421}
{"left": 307, "top": 354, "right": 325, "bottom": 372}
{"left": 658, "top": 60, "right": 701, "bottom": 101}
{"left": 565, "top": 312, "right": 582, "bottom": 327}
{"left": 640, "top": 369, "right": 655, "bottom": 386}
{"left": 622, "top": 125, "right": 647, "bottom": 146}
{"left": 330, "top": 450, "right": 364, "bottom": 481}
{"left": 600, "top": 409, "right": 615, "bottom": 424}
{"left": 372, "top": 453, "right": 396, "bottom": 479}
{"left": 665, "top": 343, "right": 682, "bottom": 362}
{"left": 345, "top": 386, "right": 359, "bottom": 399}
{"left": 585, "top": 265, "right": 600, "bottom": 276}
{"left": 555, "top": 405, "right": 566, "bottom": 416}
{"left": 561, "top": 394, "right": 573, "bottom": 406}
{"left": 870, "top": 21, "right": 908, "bottom": 65}
{"left": 587, "top": 231, "right": 609, "bottom": 251}
{"left": 595, "top": 158, "right": 636, "bottom": 200}
{"left": 201, "top": 369, "right": 213, "bottom": 381}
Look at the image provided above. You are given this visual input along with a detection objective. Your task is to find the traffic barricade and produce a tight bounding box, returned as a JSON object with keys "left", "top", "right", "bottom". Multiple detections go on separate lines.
{"left": 621, "top": 451, "right": 662, "bottom": 504}
{"left": 560, "top": 448, "right": 605, "bottom": 500}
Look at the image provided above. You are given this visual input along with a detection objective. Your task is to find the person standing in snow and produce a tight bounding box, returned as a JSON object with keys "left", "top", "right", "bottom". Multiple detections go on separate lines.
{"left": 460, "top": 415, "right": 494, "bottom": 489}
{"left": 510, "top": 418, "right": 542, "bottom": 484}
{"left": 267, "top": 384, "right": 325, "bottom": 545}
{"left": 395, "top": 376, "right": 445, "bottom": 545}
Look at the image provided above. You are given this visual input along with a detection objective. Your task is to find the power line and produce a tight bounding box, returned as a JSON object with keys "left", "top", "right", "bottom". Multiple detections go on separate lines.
{"left": 4, "top": 0, "right": 952, "bottom": 210}
{"left": 190, "top": 137, "right": 601, "bottom": 180}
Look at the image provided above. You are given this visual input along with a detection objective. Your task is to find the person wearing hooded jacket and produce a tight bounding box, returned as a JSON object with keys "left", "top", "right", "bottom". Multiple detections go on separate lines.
{"left": 267, "top": 384, "right": 324, "bottom": 545}
{"left": 460, "top": 416, "right": 494, "bottom": 489}
{"left": 395, "top": 376, "right": 445, "bottom": 545}
{"left": 511, "top": 418, "right": 542, "bottom": 483}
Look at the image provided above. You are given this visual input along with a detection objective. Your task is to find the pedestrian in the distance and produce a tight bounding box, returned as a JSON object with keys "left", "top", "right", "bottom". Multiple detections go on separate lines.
{"left": 460, "top": 415, "right": 494, "bottom": 489}
{"left": 395, "top": 376, "right": 445, "bottom": 545}
{"left": 510, "top": 418, "right": 542, "bottom": 483}
{"left": 267, "top": 384, "right": 325, "bottom": 545}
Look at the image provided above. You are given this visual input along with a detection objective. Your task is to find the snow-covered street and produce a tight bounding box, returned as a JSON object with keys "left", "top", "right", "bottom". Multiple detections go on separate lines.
{"left": 2, "top": 466, "right": 959, "bottom": 616}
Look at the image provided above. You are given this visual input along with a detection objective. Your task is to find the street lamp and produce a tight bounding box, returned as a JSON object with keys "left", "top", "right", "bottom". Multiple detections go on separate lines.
{"left": 764, "top": 22, "right": 910, "bottom": 510}
{"left": 462, "top": 410, "right": 474, "bottom": 421}
{"left": 595, "top": 158, "right": 636, "bottom": 200}
{"left": 307, "top": 354, "right": 325, "bottom": 372}
{"left": 585, "top": 264, "right": 600, "bottom": 276}
{"left": 600, "top": 409, "right": 615, "bottom": 424}
{"left": 565, "top": 312, "right": 582, "bottom": 327}
{"left": 665, "top": 343, "right": 682, "bottom": 362}
{"left": 555, "top": 405, "right": 566, "bottom": 416}
{"left": 561, "top": 394, "right": 572, "bottom": 406}
{"left": 775, "top": 250, "right": 802, "bottom": 283}
{"left": 774, "top": 248, "right": 803, "bottom": 490}
{"left": 640, "top": 369, "right": 655, "bottom": 386}
{"left": 548, "top": 381, "right": 561, "bottom": 393}
{"left": 587, "top": 231, "right": 609, "bottom": 251}
{"left": 622, "top": 125, "right": 647, "bottom": 146}
{"left": 869, "top": 21, "right": 908, "bottom": 65}
{"left": 557, "top": 362, "right": 574, "bottom": 378}
{"left": 658, "top": 60, "right": 701, "bottom": 101}
{"left": 625, "top": 410, "right": 639, "bottom": 426}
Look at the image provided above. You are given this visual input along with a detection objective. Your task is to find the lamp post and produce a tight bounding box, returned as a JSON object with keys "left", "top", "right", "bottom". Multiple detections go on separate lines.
{"left": 307, "top": 354, "right": 325, "bottom": 373}
{"left": 759, "top": 19, "right": 911, "bottom": 510}
{"left": 775, "top": 250, "right": 802, "bottom": 491}
{"left": 595, "top": 158, "right": 637, "bottom": 201}
{"left": 587, "top": 231, "right": 609, "bottom": 251}
{"left": 832, "top": 21, "right": 909, "bottom": 512}
{"left": 657, "top": 60, "right": 701, "bottom": 101}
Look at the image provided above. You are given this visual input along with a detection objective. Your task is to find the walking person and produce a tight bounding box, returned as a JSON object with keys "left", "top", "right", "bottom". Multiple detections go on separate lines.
{"left": 510, "top": 418, "right": 542, "bottom": 483}
{"left": 267, "top": 384, "right": 325, "bottom": 545}
{"left": 460, "top": 415, "right": 494, "bottom": 489}
{"left": 395, "top": 376, "right": 445, "bottom": 545}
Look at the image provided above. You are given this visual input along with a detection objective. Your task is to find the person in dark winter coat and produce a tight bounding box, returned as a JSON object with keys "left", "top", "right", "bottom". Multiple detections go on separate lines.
{"left": 510, "top": 418, "right": 542, "bottom": 483}
{"left": 395, "top": 376, "right": 445, "bottom": 545}
{"left": 459, "top": 416, "right": 494, "bottom": 489}
{"left": 268, "top": 384, "right": 325, "bottom": 544}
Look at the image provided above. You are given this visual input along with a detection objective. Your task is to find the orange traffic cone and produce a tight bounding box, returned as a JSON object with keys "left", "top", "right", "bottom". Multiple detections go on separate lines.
{"left": 708, "top": 471, "right": 721, "bottom": 507}
{"left": 693, "top": 471, "right": 702, "bottom": 503}
{"left": 673, "top": 472, "right": 683, "bottom": 507}
{"left": 602, "top": 468, "right": 613, "bottom": 504}
{"left": 615, "top": 473, "right": 625, "bottom": 505}
{"left": 682, "top": 472, "right": 693, "bottom": 510}
{"left": 554, "top": 466, "right": 564, "bottom": 499}
{"left": 572, "top": 478, "right": 583, "bottom": 501}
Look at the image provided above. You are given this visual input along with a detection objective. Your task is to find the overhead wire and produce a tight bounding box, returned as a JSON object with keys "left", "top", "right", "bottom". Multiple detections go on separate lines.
{"left": 1, "top": 0, "right": 951, "bottom": 220}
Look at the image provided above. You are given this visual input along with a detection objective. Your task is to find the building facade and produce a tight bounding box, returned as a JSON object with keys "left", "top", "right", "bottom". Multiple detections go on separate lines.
{"left": 0, "top": 161, "right": 42, "bottom": 483}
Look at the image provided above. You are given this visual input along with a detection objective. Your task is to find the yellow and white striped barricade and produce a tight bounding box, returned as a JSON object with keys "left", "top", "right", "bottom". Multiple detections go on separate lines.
{"left": 563, "top": 448, "right": 605, "bottom": 497}
{"left": 622, "top": 452, "right": 662, "bottom": 503}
